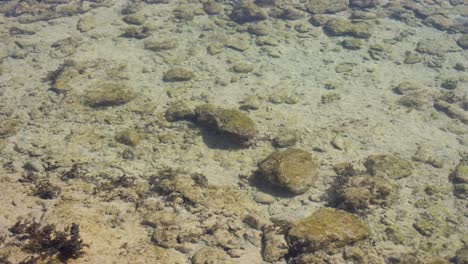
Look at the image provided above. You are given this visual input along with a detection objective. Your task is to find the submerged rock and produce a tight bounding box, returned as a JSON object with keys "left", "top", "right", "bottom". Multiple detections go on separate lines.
{"left": 230, "top": 1, "right": 267, "bottom": 23}
{"left": 165, "top": 100, "right": 195, "bottom": 122}
{"left": 83, "top": 83, "right": 136, "bottom": 107}
{"left": 306, "top": 0, "right": 347, "bottom": 14}
{"left": 287, "top": 208, "right": 370, "bottom": 252}
{"left": 337, "top": 175, "right": 398, "bottom": 211}
{"left": 262, "top": 230, "right": 288, "bottom": 262}
{"left": 115, "top": 129, "right": 140, "bottom": 146}
{"left": 192, "top": 247, "right": 233, "bottom": 264}
{"left": 364, "top": 154, "right": 413, "bottom": 179}
{"left": 163, "top": 67, "right": 194, "bottom": 82}
{"left": 77, "top": 15, "right": 97, "bottom": 32}
{"left": 145, "top": 39, "right": 178, "bottom": 51}
{"left": 324, "top": 18, "right": 371, "bottom": 38}
{"left": 349, "top": 0, "right": 380, "bottom": 8}
{"left": 194, "top": 104, "right": 257, "bottom": 146}
{"left": 258, "top": 148, "right": 318, "bottom": 194}
{"left": 203, "top": 1, "right": 223, "bottom": 15}
{"left": 457, "top": 34, "right": 468, "bottom": 49}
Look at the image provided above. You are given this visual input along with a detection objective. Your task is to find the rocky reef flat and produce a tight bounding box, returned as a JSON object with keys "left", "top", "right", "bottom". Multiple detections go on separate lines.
{"left": 0, "top": 0, "right": 467, "bottom": 263}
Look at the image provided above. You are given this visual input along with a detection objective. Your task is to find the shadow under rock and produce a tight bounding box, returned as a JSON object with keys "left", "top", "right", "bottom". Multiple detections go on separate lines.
{"left": 197, "top": 125, "right": 246, "bottom": 150}
{"left": 249, "top": 170, "right": 298, "bottom": 199}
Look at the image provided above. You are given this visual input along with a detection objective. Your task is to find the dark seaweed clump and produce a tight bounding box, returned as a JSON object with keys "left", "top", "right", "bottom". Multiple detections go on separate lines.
{"left": 9, "top": 219, "right": 87, "bottom": 262}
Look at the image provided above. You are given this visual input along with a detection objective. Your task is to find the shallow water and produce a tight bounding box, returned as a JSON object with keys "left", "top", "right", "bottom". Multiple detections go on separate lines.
{"left": 0, "top": 0, "right": 467, "bottom": 263}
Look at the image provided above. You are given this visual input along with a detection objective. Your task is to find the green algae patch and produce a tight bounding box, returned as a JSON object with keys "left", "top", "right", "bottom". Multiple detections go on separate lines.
{"left": 288, "top": 208, "right": 370, "bottom": 252}
{"left": 258, "top": 148, "right": 318, "bottom": 194}
{"left": 83, "top": 83, "right": 136, "bottom": 107}
{"left": 194, "top": 104, "right": 256, "bottom": 146}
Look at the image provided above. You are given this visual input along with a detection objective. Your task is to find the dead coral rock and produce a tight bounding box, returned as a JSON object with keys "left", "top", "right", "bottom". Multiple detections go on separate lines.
{"left": 194, "top": 104, "right": 256, "bottom": 146}
{"left": 163, "top": 67, "right": 194, "bottom": 82}
{"left": 192, "top": 247, "right": 233, "bottom": 264}
{"left": 287, "top": 208, "right": 370, "bottom": 252}
{"left": 258, "top": 148, "right": 318, "bottom": 194}
{"left": 306, "top": 0, "right": 347, "bottom": 14}
{"left": 364, "top": 154, "right": 413, "bottom": 180}
{"left": 337, "top": 175, "right": 399, "bottom": 211}
{"left": 83, "top": 83, "right": 136, "bottom": 107}
{"left": 230, "top": 1, "right": 268, "bottom": 23}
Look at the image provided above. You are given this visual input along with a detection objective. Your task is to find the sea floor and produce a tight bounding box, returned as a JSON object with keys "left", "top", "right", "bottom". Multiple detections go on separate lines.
{"left": 0, "top": 0, "right": 467, "bottom": 263}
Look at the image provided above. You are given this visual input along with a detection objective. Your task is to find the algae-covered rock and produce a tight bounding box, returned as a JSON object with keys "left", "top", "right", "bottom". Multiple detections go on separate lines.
{"left": 203, "top": 1, "right": 223, "bottom": 15}
{"left": 340, "top": 38, "right": 362, "bottom": 50}
{"left": 306, "top": 0, "right": 347, "bottom": 14}
{"left": 394, "top": 81, "right": 423, "bottom": 95}
{"left": 455, "top": 246, "right": 468, "bottom": 264}
{"left": 324, "top": 18, "right": 371, "bottom": 38}
{"left": 397, "top": 91, "right": 431, "bottom": 110}
{"left": 194, "top": 104, "right": 256, "bottom": 146}
{"left": 457, "top": 34, "right": 468, "bottom": 49}
{"left": 0, "top": 118, "right": 19, "bottom": 138}
{"left": 231, "top": 62, "right": 254, "bottom": 73}
{"left": 165, "top": 100, "right": 195, "bottom": 122}
{"left": 123, "top": 12, "right": 146, "bottom": 25}
{"left": 262, "top": 230, "right": 288, "bottom": 262}
{"left": 349, "top": 0, "right": 380, "bottom": 8}
{"left": 287, "top": 208, "right": 370, "bottom": 252}
{"left": 337, "top": 175, "right": 398, "bottom": 211}
{"left": 122, "top": 26, "right": 151, "bottom": 39}
{"left": 258, "top": 148, "right": 318, "bottom": 194}
{"left": 115, "top": 129, "right": 140, "bottom": 146}
{"left": 77, "top": 15, "right": 96, "bottom": 32}
{"left": 230, "top": 1, "right": 267, "bottom": 23}
{"left": 364, "top": 154, "right": 413, "bottom": 179}
{"left": 192, "top": 247, "right": 233, "bottom": 264}
{"left": 144, "top": 39, "right": 178, "bottom": 51}
{"left": 173, "top": 5, "right": 194, "bottom": 21}
{"left": 454, "top": 162, "right": 468, "bottom": 184}
{"left": 163, "top": 67, "right": 194, "bottom": 82}
{"left": 83, "top": 83, "right": 136, "bottom": 107}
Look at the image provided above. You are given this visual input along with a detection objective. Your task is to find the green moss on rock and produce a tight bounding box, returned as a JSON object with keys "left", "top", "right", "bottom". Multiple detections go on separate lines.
{"left": 287, "top": 208, "right": 370, "bottom": 252}
{"left": 258, "top": 148, "right": 318, "bottom": 194}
